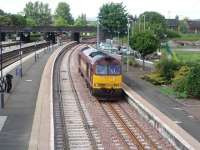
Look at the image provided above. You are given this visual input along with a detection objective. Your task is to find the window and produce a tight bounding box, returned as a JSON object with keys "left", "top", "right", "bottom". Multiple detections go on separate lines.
{"left": 96, "top": 65, "right": 107, "bottom": 75}
{"left": 108, "top": 65, "right": 121, "bottom": 75}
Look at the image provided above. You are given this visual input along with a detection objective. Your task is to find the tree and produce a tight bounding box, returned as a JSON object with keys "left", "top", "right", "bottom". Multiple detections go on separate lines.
{"left": 138, "top": 11, "right": 167, "bottom": 50}
{"left": 24, "top": 1, "right": 52, "bottom": 26}
{"left": 74, "top": 14, "right": 87, "bottom": 26}
{"left": 26, "top": 17, "right": 37, "bottom": 26}
{"left": 0, "top": 16, "right": 12, "bottom": 26}
{"left": 130, "top": 31, "right": 159, "bottom": 69}
{"left": 98, "top": 2, "right": 128, "bottom": 36}
{"left": 0, "top": 12, "right": 26, "bottom": 26}
{"left": 54, "top": 2, "right": 74, "bottom": 26}
{"left": 9, "top": 14, "right": 26, "bottom": 26}
{"left": 54, "top": 16, "right": 68, "bottom": 26}
{"left": 0, "top": 9, "right": 5, "bottom": 16}
{"left": 139, "top": 11, "right": 166, "bottom": 30}
{"left": 179, "top": 19, "right": 189, "bottom": 33}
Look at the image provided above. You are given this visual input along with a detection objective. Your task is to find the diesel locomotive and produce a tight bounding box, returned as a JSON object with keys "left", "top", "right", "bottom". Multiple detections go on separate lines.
{"left": 78, "top": 46, "right": 122, "bottom": 96}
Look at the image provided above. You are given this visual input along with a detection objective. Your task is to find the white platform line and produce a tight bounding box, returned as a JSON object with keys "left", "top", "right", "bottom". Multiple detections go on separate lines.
{"left": 0, "top": 116, "right": 7, "bottom": 132}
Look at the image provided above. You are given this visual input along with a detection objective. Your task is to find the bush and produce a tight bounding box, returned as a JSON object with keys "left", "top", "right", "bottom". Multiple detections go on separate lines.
{"left": 166, "top": 29, "right": 181, "bottom": 38}
{"left": 156, "top": 58, "right": 181, "bottom": 82}
{"left": 128, "top": 57, "right": 138, "bottom": 67}
{"left": 186, "top": 64, "right": 200, "bottom": 98}
{"left": 172, "top": 66, "right": 190, "bottom": 93}
{"left": 142, "top": 72, "right": 166, "bottom": 85}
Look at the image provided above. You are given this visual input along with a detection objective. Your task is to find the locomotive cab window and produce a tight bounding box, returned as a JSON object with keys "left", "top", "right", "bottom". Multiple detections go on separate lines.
{"left": 108, "top": 65, "right": 121, "bottom": 75}
{"left": 96, "top": 65, "right": 107, "bottom": 75}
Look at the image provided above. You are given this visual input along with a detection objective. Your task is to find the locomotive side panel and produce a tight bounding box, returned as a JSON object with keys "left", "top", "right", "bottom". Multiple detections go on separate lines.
{"left": 78, "top": 52, "right": 93, "bottom": 88}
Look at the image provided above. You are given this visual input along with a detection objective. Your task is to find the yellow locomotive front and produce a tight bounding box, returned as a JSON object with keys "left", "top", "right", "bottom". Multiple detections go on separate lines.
{"left": 92, "top": 63, "right": 122, "bottom": 96}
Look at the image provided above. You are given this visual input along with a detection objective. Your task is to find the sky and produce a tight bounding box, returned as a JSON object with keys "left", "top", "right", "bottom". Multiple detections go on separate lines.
{"left": 0, "top": 0, "right": 200, "bottom": 20}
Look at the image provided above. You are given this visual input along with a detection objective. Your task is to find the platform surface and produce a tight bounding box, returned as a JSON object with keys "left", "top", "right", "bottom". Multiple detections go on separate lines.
{"left": 0, "top": 48, "right": 54, "bottom": 150}
{"left": 2, "top": 41, "right": 46, "bottom": 54}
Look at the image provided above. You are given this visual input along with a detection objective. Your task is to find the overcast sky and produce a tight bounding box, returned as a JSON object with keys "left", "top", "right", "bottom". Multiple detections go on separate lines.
{"left": 0, "top": 0, "right": 200, "bottom": 20}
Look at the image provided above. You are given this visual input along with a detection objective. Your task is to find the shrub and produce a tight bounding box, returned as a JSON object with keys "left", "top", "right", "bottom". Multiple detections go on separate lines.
{"left": 185, "top": 64, "right": 200, "bottom": 98}
{"left": 166, "top": 29, "right": 181, "bottom": 38}
{"left": 156, "top": 58, "right": 181, "bottom": 82}
{"left": 142, "top": 72, "right": 166, "bottom": 85}
{"left": 128, "top": 59, "right": 134, "bottom": 66}
{"left": 172, "top": 66, "right": 190, "bottom": 94}
{"left": 128, "top": 57, "right": 138, "bottom": 66}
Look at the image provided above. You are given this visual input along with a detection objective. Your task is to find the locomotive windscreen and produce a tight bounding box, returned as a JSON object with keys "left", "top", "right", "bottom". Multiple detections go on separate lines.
{"left": 108, "top": 65, "right": 121, "bottom": 75}
{"left": 96, "top": 65, "right": 107, "bottom": 75}
{"left": 96, "top": 65, "right": 121, "bottom": 75}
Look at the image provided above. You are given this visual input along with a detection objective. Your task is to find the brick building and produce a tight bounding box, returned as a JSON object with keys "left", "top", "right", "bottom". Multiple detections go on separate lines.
{"left": 187, "top": 20, "right": 200, "bottom": 33}
{"left": 166, "top": 17, "right": 179, "bottom": 31}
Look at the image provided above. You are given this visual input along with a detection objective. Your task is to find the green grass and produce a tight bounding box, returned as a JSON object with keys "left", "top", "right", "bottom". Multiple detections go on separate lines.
{"left": 161, "top": 47, "right": 200, "bottom": 62}
{"left": 175, "top": 51, "right": 200, "bottom": 62}
{"left": 160, "top": 86, "right": 187, "bottom": 99}
{"left": 160, "top": 86, "right": 175, "bottom": 96}
{"left": 174, "top": 33, "right": 200, "bottom": 41}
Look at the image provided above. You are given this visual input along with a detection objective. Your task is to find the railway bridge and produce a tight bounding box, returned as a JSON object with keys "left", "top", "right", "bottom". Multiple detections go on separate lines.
{"left": 0, "top": 26, "right": 103, "bottom": 43}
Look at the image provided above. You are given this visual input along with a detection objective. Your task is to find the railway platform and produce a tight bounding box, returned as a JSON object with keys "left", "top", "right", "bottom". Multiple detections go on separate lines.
{"left": 123, "top": 66, "right": 200, "bottom": 143}
{"left": 0, "top": 45, "right": 55, "bottom": 150}
{"left": 2, "top": 41, "right": 47, "bottom": 54}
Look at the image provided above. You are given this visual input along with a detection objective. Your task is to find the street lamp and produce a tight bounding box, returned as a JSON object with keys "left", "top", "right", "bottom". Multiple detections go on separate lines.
{"left": 0, "top": 31, "right": 5, "bottom": 108}
{"left": 19, "top": 39, "right": 23, "bottom": 78}
{"left": 143, "top": 15, "right": 146, "bottom": 31}
{"left": 127, "top": 18, "right": 131, "bottom": 72}
{"left": 97, "top": 19, "right": 100, "bottom": 49}
{"left": 139, "top": 18, "right": 141, "bottom": 32}
{"left": 117, "top": 31, "right": 120, "bottom": 45}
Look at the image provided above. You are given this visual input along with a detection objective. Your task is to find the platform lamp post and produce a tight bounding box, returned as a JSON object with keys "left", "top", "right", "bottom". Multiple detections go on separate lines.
{"left": 0, "top": 31, "right": 5, "bottom": 108}
{"left": 97, "top": 18, "right": 100, "bottom": 49}
{"left": 19, "top": 37, "right": 23, "bottom": 78}
{"left": 143, "top": 14, "right": 146, "bottom": 31}
{"left": 127, "top": 18, "right": 131, "bottom": 72}
{"left": 117, "top": 31, "right": 120, "bottom": 45}
{"left": 34, "top": 40, "right": 37, "bottom": 62}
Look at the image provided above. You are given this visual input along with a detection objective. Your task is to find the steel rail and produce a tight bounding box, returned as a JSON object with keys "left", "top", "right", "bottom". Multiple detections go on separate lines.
{"left": 67, "top": 45, "right": 98, "bottom": 150}
{"left": 53, "top": 42, "right": 77, "bottom": 150}
{"left": 99, "top": 102, "right": 130, "bottom": 150}
{"left": 118, "top": 103, "right": 158, "bottom": 150}
{"left": 2, "top": 42, "right": 48, "bottom": 68}
{"left": 107, "top": 102, "right": 145, "bottom": 149}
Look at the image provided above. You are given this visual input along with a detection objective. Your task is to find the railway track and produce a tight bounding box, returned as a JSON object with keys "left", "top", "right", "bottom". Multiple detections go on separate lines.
{"left": 100, "top": 101, "right": 159, "bottom": 150}
{"left": 52, "top": 43, "right": 174, "bottom": 150}
{"left": 1, "top": 41, "right": 49, "bottom": 68}
{"left": 53, "top": 43, "right": 76, "bottom": 150}
{"left": 53, "top": 43, "right": 103, "bottom": 150}
{"left": 0, "top": 41, "right": 20, "bottom": 48}
{"left": 67, "top": 45, "right": 174, "bottom": 150}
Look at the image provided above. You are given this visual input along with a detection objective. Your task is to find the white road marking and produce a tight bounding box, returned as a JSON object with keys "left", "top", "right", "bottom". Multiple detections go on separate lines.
{"left": 188, "top": 115, "right": 194, "bottom": 119}
{"left": 172, "top": 107, "right": 184, "bottom": 110}
{"left": 25, "top": 80, "right": 32, "bottom": 82}
{"left": 174, "top": 121, "right": 182, "bottom": 124}
{"left": 0, "top": 116, "right": 7, "bottom": 131}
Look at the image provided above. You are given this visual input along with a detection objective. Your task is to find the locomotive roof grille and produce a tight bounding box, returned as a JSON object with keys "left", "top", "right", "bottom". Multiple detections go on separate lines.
{"left": 89, "top": 51, "right": 106, "bottom": 58}
{"left": 80, "top": 47, "right": 89, "bottom": 51}
{"left": 81, "top": 47, "right": 120, "bottom": 64}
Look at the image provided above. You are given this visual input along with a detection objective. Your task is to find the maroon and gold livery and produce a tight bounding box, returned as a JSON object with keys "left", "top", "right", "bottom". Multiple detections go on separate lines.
{"left": 78, "top": 46, "right": 122, "bottom": 96}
